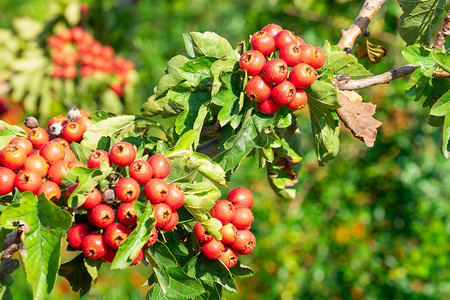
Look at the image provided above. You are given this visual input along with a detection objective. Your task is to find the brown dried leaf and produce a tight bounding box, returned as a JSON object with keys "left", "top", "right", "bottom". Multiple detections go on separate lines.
{"left": 355, "top": 38, "right": 387, "bottom": 65}
{"left": 337, "top": 91, "right": 382, "bottom": 147}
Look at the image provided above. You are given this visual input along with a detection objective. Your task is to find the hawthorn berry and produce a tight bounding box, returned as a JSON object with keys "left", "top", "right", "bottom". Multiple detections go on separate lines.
{"left": 27, "top": 128, "right": 49, "bottom": 149}
{"left": 47, "top": 161, "right": 70, "bottom": 185}
{"left": 144, "top": 178, "right": 168, "bottom": 204}
{"left": 67, "top": 223, "right": 92, "bottom": 250}
{"left": 88, "top": 204, "right": 115, "bottom": 228}
{"left": 257, "top": 97, "right": 281, "bottom": 115}
{"left": 219, "top": 246, "right": 239, "bottom": 268}
{"left": 102, "top": 245, "right": 117, "bottom": 263}
{"left": 0, "top": 167, "right": 16, "bottom": 195}
{"left": 144, "top": 226, "right": 158, "bottom": 248}
{"left": 79, "top": 188, "right": 102, "bottom": 210}
{"left": 82, "top": 233, "right": 107, "bottom": 259}
{"left": 148, "top": 154, "right": 171, "bottom": 179}
{"left": 239, "top": 50, "right": 266, "bottom": 76}
{"left": 274, "top": 30, "right": 297, "bottom": 50}
{"left": 62, "top": 122, "right": 84, "bottom": 143}
{"left": 262, "top": 59, "right": 288, "bottom": 84}
{"left": 129, "top": 160, "right": 152, "bottom": 184}
{"left": 110, "top": 141, "right": 136, "bottom": 167}
{"left": 68, "top": 160, "right": 86, "bottom": 169}
{"left": 202, "top": 239, "right": 225, "bottom": 260}
{"left": 245, "top": 76, "right": 272, "bottom": 102}
{"left": 104, "top": 222, "right": 131, "bottom": 249}
{"left": 227, "top": 187, "right": 254, "bottom": 209}
{"left": 212, "top": 200, "right": 235, "bottom": 225}
{"left": 310, "top": 47, "right": 326, "bottom": 69}
{"left": 232, "top": 207, "right": 254, "bottom": 229}
{"left": 231, "top": 230, "right": 256, "bottom": 255}
{"left": 23, "top": 155, "right": 49, "bottom": 178}
{"left": 251, "top": 31, "right": 276, "bottom": 55}
{"left": 298, "top": 44, "right": 317, "bottom": 66}
{"left": 115, "top": 177, "right": 140, "bottom": 203}
{"left": 160, "top": 210, "right": 179, "bottom": 231}
{"left": 48, "top": 115, "right": 68, "bottom": 128}
{"left": 220, "top": 223, "right": 238, "bottom": 244}
{"left": 194, "top": 222, "right": 213, "bottom": 243}
{"left": 262, "top": 24, "right": 283, "bottom": 37}
{"left": 14, "top": 170, "right": 43, "bottom": 194}
{"left": 88, "top": 150, "right": 111, "bottom": 169}
{"left": 39, "top": 141, "right": 65, "bottom": 164}
{"left": 288, "top": 63, "right": 318, "bottom": 89}
{"left": 9, "top": 137, "right": 33, "bottom": 156}
{"left": 117, "top": 202, "right": 138, "bottom": 226}
{"left": 38, "top": 181, "right": 61, "bottom": 203}
{"left": 279, "top": 42, "right": 302, "bottom": 66}
{"left": 287, "top": 89, "right": 308, "bottom": 111}
{"left": 153, "top": 203, "right": 172, "bottom": 229}
{"left": 271, "top": 80, "right": 296, "bottom": 105}
{"left": 164, "top": 184, "right": 185, "bottom": 210}
{"left": 0, "top": 145, "right": 26, "bottom": 170}
{"left": 76, "top": 116, "right": 94, "bottom": 131}
{"left": 130, "top": 249, "right": 144, "bottom": 266}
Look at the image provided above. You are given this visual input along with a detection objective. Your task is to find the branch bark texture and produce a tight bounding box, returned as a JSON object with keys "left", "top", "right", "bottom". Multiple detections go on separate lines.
{"left": 432, "top": 8, "right": 450, "bottom": 50}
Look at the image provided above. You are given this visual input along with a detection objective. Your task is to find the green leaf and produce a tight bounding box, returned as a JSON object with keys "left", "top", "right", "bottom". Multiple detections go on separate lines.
{"left": 210, "top": 59, "right": 238, "bottom": 96}
{"left": 430, "top": 90, "right": 450, "bottom": 116}
{"left": 432, "top": 51, "right": 450, "bottom": 73}
{"left": 178, "top": 57, "right": 217, "bottom": 86}
{"left": 305, "top": 80, "right": 341, "bottom": 109}
{"left": 0, "top": 120, "right": 27, "bottom": 137}
{"left": 405, "top": 66, "right": 435, "bottom": 101}
{"left": 111, "top": 202, "right": 155, "bottom": 269}
{"left": 89, "top": 110, "right": 118, "bottom": 122}
{"left": 156, "top": 55, "right": 191, "bottom": 97}
{"left": 229, "top": 261, "right": 255, "bottom": 278}
{"left": 170, "top": 90, "right": 211, "bottom": 135}
{"left": 1, "top": 193, "right": 72, "bottom": 300}
{"left": 0, "top": 136, "right": 14, "bottom": 149}
{"left": 84, "top": 257, "right": 102, "bottom": 283}
{"left": 398, "top": 0, "right": 446, "bottom": 45}
{"left": 188, "top": 32, "right": 240, "bottom": 60}
{"left": 402, "top": 44, "right": 436, "bottom": 68}
{"left": 442, "top": 114, "right": 450, "bottom": 158}
{"left": 321, "top": 46, "right": 372, "bottom": 77}
{"left": 64, "top": 2, "right": 81, "bottom": 26}
{"left": 81, "top": 115, "right": 143, "bottom": 150}
{"left": 70, "top": 142, "right": 92, "bottom": 165}
{"left": 58, "top": 253, "right": 93, "bottom": 297}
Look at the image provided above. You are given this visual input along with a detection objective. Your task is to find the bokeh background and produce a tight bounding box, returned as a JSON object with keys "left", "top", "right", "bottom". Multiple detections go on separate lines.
{"left": 1, "top": 0, "right": 449, "bottom": 299}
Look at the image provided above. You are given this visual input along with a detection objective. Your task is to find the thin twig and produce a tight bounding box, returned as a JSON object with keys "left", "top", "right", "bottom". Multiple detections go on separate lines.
{"left": 338, "top": 0, "right": 386, "bottom": 52}
{"left": 432, "top": 8, "right": 450, "bottom": 50}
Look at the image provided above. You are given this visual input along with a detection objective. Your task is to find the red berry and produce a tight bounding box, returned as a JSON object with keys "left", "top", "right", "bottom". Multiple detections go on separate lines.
{"left": 262, "top": 24, "right": 283, "bottom": 37}
{"left": 257, "top": 97, "right": 281, "bottom": 115}
{"left": 201, "top": 239, "right": 225, "bottom": 260}
{"left": 279, "top": 42, "right": 302, "bottom": 66}
{"left": 52, "top": 138, "right": 70, "bottom": 150}
{"left": 117, "top": 202, "right": 137, "bottom": 226}
{"left": 153, "top": 203, "right": 172, "bottom": 229}
{"left": 47, "top": 161, "right": 70, "bottom": 185}
{"left": 274, "top": 30, "right": 296, "bottom": 50}
{"left": 148, "top": 154, "right": 171, "bottom": 179}
{"left": 232, "top": 207, "right": 254, "bottom": 229}
{"left": 129, "top": 160, "right": 152, "bottom": 184}
{"left": 251, "top": 31, "right": 275, "bottom": 55}
{"left": 62, "top": 122, "right": 84, "bottom": 143}
{"left": 9, "top": 137, "right": 33, "bottom": 156}
{"left": 27, "top": 128, "right": 49, "bottom": 149}
{"left": 82, "top": 233, "right": 107, "bottom": 259}
{"left": 39, "top": 141, "right": 65, "bottom": 164}
{"left": 78, "top": 188, "right": 102, "bottom": 210}
{"left": 220, "top": 223, "right": 238, "bottom": 244}
{"left": 67, "top": 223, "right": 92, "bottom": 250}
{"left": 115, "top": 177, "right": 140, "bottom": 203}
{"left": 48, "top": 115, "right": 68, "bottom": 128}
{"left": 88, "top": 150, "right": 111, "bottom": 169}
{"left": 14, "top": 170, "right": 42, "bottom": 194}
{"left": 144, "top": 226, "right": 158, "bottom": 248}
{"left": 68, "top": 160, "right": 86, "bottom": 169}
{"left": 239, "top": 50, "right": 266, "bottom": 76}
{"left": 262, "top": 59, "right": 288, "bottom": 84}
{"left": 219, "top": 246, "right": 239, "bottom": 268}
{"left": 271, "top": 80, "right": 296, "bottom": 105}
{"left": 102, "top": 245, "right": 117, "bottom": 263}
{"left": 0, "top": 145, "right": 26, "bottom": 170}
{"left": 103, "top": 222, "right": 131, "bottom": 249}
{"left": 164, "top": 184, "right": 185, "bottom": 210}
{"left": 62, "top": 149, "right": 76, "bottom": 162}
{"left": 130, "top": 249, "right": 144, "bottom": 266}
{"left": 227, "top": 187, "right": 254, "bottom": 209}
{"left": 144, "top": 178, "right": 168, "bottom": 204}
{"left": 76, "top": 116, "right": 94, "bottom": 131}
{"left": 160, "top": 210, "right": 178, "bottom": 231}
{"left": 287, "top": 89, "right": 308, "bottom": 111}
{"left": 194, "top": 222, "right": 213, "bottom": 243}
{"left": 109, "top": 142, "right": 136, "bottom": 167}
{"left": 0, "top": 167, "right": 16, "bottom": 195}
{"left": 88, "top": 204, "right": 115, "bottom": 228}
{"left": 310, "top": 47, "right": 326, "bottom": 69}
{"left": 245, "top": 76, "right": 272, "bottom": 102}
{"left": 230, "top": 230, "right": 256, "bottom": 255}
{"left": 298, "top": 44, "right": 317, "bottom": 66}
{"left": 38, "top": 181, "right": 61, "bottom": 203}
{"left": 294, "top": 36, "right": 305, "bottom": 46}
{"left": 288, "top": 63, "right": 318, "bottom": 89}
{"left": 23, "top": 155, "right": 49, "bottom": 178}
{"left": 212, "top": 200, "right": 235, "bottom": 225}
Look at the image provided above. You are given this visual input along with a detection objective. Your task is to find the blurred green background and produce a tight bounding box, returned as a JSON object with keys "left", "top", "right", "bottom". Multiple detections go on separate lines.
{"left": 1, "top": 0, "right": 449, "bottom": 299}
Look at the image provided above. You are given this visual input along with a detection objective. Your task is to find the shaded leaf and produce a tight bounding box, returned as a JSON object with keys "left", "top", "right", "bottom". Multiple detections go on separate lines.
{"left": 58, "top": 254, "right": 92, "bottom": 297}
{"left": 430, "top": 89, "right": 450, "bottom": 116}
{"left": 432, "top": 51, "right": 450, "bottom": 73}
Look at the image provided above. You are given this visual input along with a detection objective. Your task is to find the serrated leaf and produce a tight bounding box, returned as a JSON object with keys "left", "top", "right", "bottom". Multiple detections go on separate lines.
{"left": 58, "top": 254, "right": 92, "bottom": 297}
{"left": 321, "top": 47, "right": 372, "bottom": 77}
{"left": 81, "top": 115, "right": 143, "bottom": 150}
{"left": 354, "top": 38, "right": 387, "bottom": 65}
{"left": 156, "top": 55, "right": 191, "bottom": 97}
{"left": 0, "top": 193, "right": 72, "bottom": 300}
{"left": 430, "top": 89, "right": 450, "bottom": 116}
{"left": 111, "top": 202, "right": 155, "bottom": 269}
{"left": 402, "top": 44, "right": 436, "bottom": 68}
{"left": 170, "top": 90, "right": 211, "bottom": 135}
{"left": 189, "top": 32, "right": 240, "bottom": 60}
{"left": 210, "top": 59, "right": 237, "bottom": 96}
{"left": 178, "top": 57, "right": 217, "bottom": 86}
{"left": 84, "top": 257, "right": 102, "bottom": 283}
{"left": 305, "top": 80, "right": 341, "bottom": 109}
{"left": 432, "top": 51, "right": 450, "bottom": 73}
{"left": 398, "top": 0, "right": 446, "bottom": 45}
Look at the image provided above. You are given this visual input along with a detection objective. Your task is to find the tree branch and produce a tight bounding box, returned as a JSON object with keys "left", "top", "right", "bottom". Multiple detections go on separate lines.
{"left": 197, "top": 137, "right": 221, "bottom": 158}
{"left": 432, "top": 8, "right": 450, "bottom": 50}
{"left": 338, "top": 0, "right": 386, "bottom": 52}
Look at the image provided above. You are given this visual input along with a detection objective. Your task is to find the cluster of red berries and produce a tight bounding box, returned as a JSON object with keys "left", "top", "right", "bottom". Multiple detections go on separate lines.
{"left": 47, "top": 26, "right": 135, "bottom": 97}
{"left": 194, "top": 187, "right": 255, "bottom": 268}
{"left": 0, "top": 109, "right": 95, "bottom": 198}
{"left": 240, "top": 24, "right": 326, "bottom": 115}
{"left": 67, "top": 147, "right": 183, "bottom": 264}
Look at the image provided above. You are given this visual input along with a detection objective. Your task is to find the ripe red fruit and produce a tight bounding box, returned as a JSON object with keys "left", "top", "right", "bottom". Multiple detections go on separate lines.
{"left": 39, "top": 141, "right": 65, "bottom": 164}
{"left": 115, "top": 177, "right": 140, "bottom": 202}
{"left": 63, "top": 149, "right": 76, "bottom": 162}
{"left": 9, "top": 137, "right": 33, "bottom": 156}
{"left": 219, "top": 246, "right": 239, "bottom": 268}
{"left": 117, "top": 202, "right": 137, "bottom": 226}
{"left": 144, "top": 226, "right": 158, "bottom": 248}
{"left": 0, "top": 145, "right": 26, "bottom": 170}
{"left": 76, "top": 116, "right": 94, "bottom": 131}
{"left": 14, "top": 170, "right": 42, "bottom": 194}
{"left": 67, "top": 223, "right": 91, "bottom": 250}
{"left": 104, "top": 222, "right": 131, "bottom": 249}
{"left": 288, "top": 63, "right": 318, "bottom": 89}
{"left": 271, "top": 80, "right": 296, "bottom": 105}
{"left": 232, "top": 207, "right": 254, "bottom": 229}
{"left": 62, "top": 122, "right": 84, "bottom": 143}
{"left": 262, "top": 59, "right": 288, "bottom": 84}
{"left": 48, "top": 115, "right": 67, "bottom": 128}
{"left": 102, "top": 245, "right": 117, "bottom": 263}
{"left": 239, "top": 50, "right": 266, "bottom": 76}
{"left": 0, "top": 167, "right": 16, "bottom": 195}
{"left": 82, "top": 233, "right": 107, "bottom": 259}
{"left": 160, "top": 210, "right": 179, "bottom": 231}
{"left": 245, "top": 76, "right": 272, "bottom": 102}
{"left": 130, "top": 249, "right": 144, "bottom": 266}
{"left": 88, "top": 150, "right": 111, "bottom": 169}
{"left": 88, "top": 204, "right": 115, "bottom": 228}
{"left": 144, "top": 178, "right": 168, "bottom": 204}
{"left": 194, "top": 222, "right": 213, "bottom": 243}
{"left": 294, "top": 35, "right": 305, "bottom": 46}
{"left": 164, "top": 184, "right": 185, "bottom": 210}
{"left": 230, "top": 230, "right": 256, "bottom": 255}
{"left": 262, "top": 24, "right": 283, "bottom": 37}
{"left": 27, "top": 128, "right": 49, "bottom": 149}
{"left": 201, "top": 239, "right": 225, "bottom": 260}
{"left": 78, "top": 188, "right": 102, "bottom": 210}
{"left": 23, "top": 155, "right": 49, "bottom": 178}
{"left": 310, "top": 47, "right": 326, "bottom": 69}
{"left": 129, "top": 160, "right": 152, "bottom": 184}
{"left": 64, "top": 65, "right": 77, "bottom": 80}
{"left": 251, "top": 31, "right": 275, "bottom": 55}
{"left": 279, "top": 42, "right": 302, "bottom": 66}
{"left": 274, "top": 30, "right": 296, "bottom": 50}
{"left": 212, "top": 200, "right": 235, "bottom": 225}
{"left": 47, "top": 161, "right": 70, "bottom": 185}
{"left": 220, "top": 223, "right": 238, "bottom": 244}
{"left": 148, "top": 154, "right": 171, "bottom": 179}
{"left": 38, "top": 181, "right": 61, "bottom": 203}
{"left": 257, "top": 97, "right": 281, "bottom": 115}
{"left": 68, "top": 160, "right": 86, "bottom": 169}
{"left": 298, "top": 44, "right": 317, "bottom": 66}
{"left": 287, "top": 89, "right": 308, "bottom": 111}
{"left": 227, "top": 187, "right": 254, "bottom": 209}
{"left": 153, "top": 203, "right": 172, "bottom": 228}
{"left": 109, "top": 141, "right": 136, "bottom": 167}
